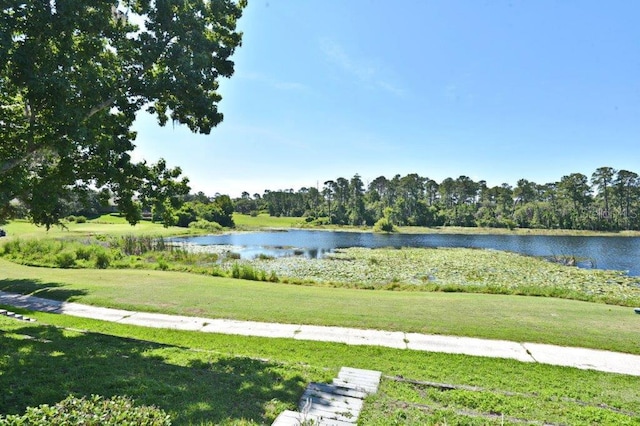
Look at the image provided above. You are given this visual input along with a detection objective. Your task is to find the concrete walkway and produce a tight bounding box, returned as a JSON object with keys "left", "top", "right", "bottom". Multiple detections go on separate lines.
{"left": 1, "top": 290, "right": 639, "bottom": 377}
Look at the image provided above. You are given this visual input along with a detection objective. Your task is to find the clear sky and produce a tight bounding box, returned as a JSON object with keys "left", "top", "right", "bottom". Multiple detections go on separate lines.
{"left": 131, "top": 0, "right": 640, "bottom": 197}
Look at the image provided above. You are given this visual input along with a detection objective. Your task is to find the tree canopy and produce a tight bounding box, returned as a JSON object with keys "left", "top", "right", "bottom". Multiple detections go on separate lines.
{"left": 238, "top": 167, "right": 640, "bottom": 232}
{"left": 0, "top": 0, "right": 246, "bottom": 227}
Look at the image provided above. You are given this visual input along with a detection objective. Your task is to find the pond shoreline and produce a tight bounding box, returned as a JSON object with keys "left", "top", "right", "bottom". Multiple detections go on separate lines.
{"left": 171, "top": 229, "right": 640, "bottom": 277}
{"left": 232, "top": 223, "right": 640, "bottom": 238}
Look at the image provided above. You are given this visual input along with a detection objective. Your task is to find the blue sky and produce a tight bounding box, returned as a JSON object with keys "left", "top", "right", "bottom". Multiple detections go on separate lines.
{"left": 132, "top": 1, "right": 640, "bottom": 197}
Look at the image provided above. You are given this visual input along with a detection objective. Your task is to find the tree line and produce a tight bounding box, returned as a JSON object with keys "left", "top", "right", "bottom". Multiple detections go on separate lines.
{"left": 233, "top": 167, "right": 640, "bottom": 231}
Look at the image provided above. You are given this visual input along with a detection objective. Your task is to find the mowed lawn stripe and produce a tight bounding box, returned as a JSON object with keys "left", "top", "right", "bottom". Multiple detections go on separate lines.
{"left": 1, "top": 259, "right": 639, "bottom": 355}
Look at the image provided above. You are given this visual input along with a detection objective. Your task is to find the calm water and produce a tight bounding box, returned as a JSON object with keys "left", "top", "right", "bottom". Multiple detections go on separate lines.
{"left": 170, "top": 230, "right": 640, "bottom": 276}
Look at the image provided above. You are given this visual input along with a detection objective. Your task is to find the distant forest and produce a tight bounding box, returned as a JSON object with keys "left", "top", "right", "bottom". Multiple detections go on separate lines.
{"left": 233, "top": 167, "right": 640, "bottom": 231}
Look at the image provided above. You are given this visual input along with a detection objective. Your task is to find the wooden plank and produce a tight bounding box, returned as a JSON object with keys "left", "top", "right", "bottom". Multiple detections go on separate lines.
{"left": 336, "top": 375, "right": 380, "bottom": 388}
{"left": 337, "top": 368, "right": 381, "bottom": 394}
{"left": 304, "top": 406, "right": 358, "bottom": 423}
{"left": 273, "top": 410, "right": 357, "bottom": 426}
{"left": 272, "top": 367, "right": 381, "bottom": 425}
{"left": 339, "top": 367, "right": 382, "bottom": 379}
{"left": 332, "top": 378, "right": 378, "bottom": 394}
{"left": 300, "top": 391, "right": 364, "bottom": 411}
{"left": 271, "top": 410, "right": 301, "bottom": 426}
{"left": 338, "top": 370, "right": 381, "bottom": 383}
{"left": 308, "top": 382, "right": 368, "bottom": 399}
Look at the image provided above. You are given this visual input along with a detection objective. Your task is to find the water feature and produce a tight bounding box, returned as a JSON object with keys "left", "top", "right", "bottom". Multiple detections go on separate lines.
{"left": 170, "top": 230, "right": 640, "bottom": 276}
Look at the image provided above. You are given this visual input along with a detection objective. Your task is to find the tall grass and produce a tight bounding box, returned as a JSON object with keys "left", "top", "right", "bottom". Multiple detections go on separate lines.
{"left": 1, "top": 238, "right": 114, "bottom": 269}
{"left": 231, "top": 262, "right": 279, "bottom": 282}
{"left": 0, "top": 236, "right": 276, "bottom": 283}
{"left": 109, "top": 235, "right": 169, "bottom": 256}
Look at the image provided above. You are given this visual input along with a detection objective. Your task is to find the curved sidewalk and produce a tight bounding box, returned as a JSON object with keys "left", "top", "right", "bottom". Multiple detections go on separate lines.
{"left": 1, "top": 290, "right": 639, "bottom": 377}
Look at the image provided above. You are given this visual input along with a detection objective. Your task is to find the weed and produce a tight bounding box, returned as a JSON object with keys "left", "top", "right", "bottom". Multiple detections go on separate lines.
{"left": 225, "top": 251, "right": 241, "bottom": 260}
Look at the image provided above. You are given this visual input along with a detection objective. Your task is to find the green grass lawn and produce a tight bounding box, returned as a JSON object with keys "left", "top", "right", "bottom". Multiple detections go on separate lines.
{"left": 6, "top": 213, "right": 640, "bottom": 238}
{"left": 233, "top": 213, "right": 305, "bottom": 228}
{"left": 1, "top": 314, "right": 639, "bottom": 425}
{"left": 2, "top": 258, "right": 639, "bottom": 355}
{"left": 2, "top": 217, "right": 640, "bottom": 424}
{"left": 0, "top": 215, "right": 198, "bottom": 240}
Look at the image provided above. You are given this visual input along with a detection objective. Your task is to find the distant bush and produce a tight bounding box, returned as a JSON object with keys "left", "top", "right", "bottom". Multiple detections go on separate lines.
{"left": 94, "top": 249, "right": 111, "bottom": 269}
{"left": 0, "top": 394, "right": 171, "bottom": 425}
{"left": 188, "top": 219, "right": 223, "bottom": 233}
{"left": 75, "top": 245, "right": 93, "bottom": 261}
{"left": 373, "top": 217, "right": 395, "bottom": 233}
{"left": 55, "top": 250, "right": 77, "bottom": 268}
{"left": 298, "top": 217, "right": 330, "bottom": 227}
{"left": 1, "top": 238, "right": 21, "bottom": 256}
{"left": 75, "top": 215, "right": 87, "bottom": 223}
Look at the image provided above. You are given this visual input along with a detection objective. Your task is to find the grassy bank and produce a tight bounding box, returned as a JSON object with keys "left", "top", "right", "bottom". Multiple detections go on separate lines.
{"left": 1, "top": 314, "right": 639, "bottom": 425}
{"left": 0, "top": 215, "right": 197, "bottom": 240}
{"left": 1, "top": 259, "right": 639, "bottom": 354}
{"left": 5, "top": 213, "right": 640, "bottom": 238}
{"left": 233, "top": 213, "right": 304, "bottom": 229}
{"left": 233, "top": 213, "right": 640, "bottom": 236}
{"left": 3, "top": 230, "right": 640, "bottom": 307}
{"left": 2, "top": 217, "right": 639, "bottom": 424}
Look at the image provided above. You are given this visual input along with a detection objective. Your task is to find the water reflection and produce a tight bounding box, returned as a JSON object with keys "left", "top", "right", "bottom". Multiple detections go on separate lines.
{"left": 232, "top": 245, "right": 333, "bottom": 259}
{"left": 169, "top": 230, "right": 640, "bottom": 276}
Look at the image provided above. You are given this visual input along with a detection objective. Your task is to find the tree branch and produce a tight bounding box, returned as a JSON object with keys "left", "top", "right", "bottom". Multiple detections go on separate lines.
{"left": 83, "top": 35, "right": 178, "bottom": 122}
{"left": 0, "top": 144, "right": 47, "bottom": 176}
{"left": 85, "top": 95, "right": 118, "bottom": 121}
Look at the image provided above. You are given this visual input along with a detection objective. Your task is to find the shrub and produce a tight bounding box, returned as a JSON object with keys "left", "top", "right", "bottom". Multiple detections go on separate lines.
{"left": 231, "top": 262, "right": 270, "bottom": 281}
{"left": 75, "top": 215, "right": 87, "bottom": 223}
{"left": 157, "top": 257, "right": 169, "bottom": 271}
{"left": 55, "top": 250, "right": 77, "bottom": 268}
{"left": 0, "top": 394, "right": 171, "bottom": 425}
{"left": 373, "top": 217, "right": 395, "bottom": 233}
{"left": 94, "top": 249, "right": 111, "bottom": 269}
{"left": 188, "top": 219, "right": 223, "bottom": 233}
{"left": 1, "top": 238, "right": 21, "bottom": 255}
{"left": 75, "top": 245, "right": 93, "bottom": 261}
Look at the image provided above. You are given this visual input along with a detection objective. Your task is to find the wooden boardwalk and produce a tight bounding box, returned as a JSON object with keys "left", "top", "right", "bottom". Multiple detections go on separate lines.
{"left": 272, "top": 367, "right": 381, "bottom": 425}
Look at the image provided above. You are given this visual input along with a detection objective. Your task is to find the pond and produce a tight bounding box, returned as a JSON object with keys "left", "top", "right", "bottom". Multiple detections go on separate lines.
{"left": 170, "top": 230, "right": 640, "bottom": 276}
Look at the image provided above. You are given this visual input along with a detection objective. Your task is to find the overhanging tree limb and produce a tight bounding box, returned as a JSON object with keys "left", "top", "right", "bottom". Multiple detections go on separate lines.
{"left": 0, "top": 0, "right": 247, "bottom": 227}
